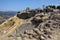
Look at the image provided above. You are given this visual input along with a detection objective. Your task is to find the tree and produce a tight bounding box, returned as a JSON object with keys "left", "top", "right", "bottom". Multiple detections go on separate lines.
{"left": 46, "top": 5, "right": 56, "bottom": 9}
{"left": 57, "top": 6, "right": 60, "bottom": 9}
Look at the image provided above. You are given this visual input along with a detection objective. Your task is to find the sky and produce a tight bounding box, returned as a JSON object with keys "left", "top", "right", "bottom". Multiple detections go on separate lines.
{"left": 0, "top": 0, "right": 60, "bottom": 11}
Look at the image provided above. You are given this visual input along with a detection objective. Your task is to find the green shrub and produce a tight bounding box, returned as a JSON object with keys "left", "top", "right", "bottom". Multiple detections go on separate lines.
{"left": 46, "top": 5, "right": 56, "bottom": 9}
{"left": 57, "top": 6, "right": 60, "bottom": 9}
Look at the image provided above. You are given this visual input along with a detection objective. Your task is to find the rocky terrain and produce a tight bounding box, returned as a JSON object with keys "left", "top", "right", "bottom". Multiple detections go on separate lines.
{"left": 0, "top": 7, "right": 60, "bottom": 40}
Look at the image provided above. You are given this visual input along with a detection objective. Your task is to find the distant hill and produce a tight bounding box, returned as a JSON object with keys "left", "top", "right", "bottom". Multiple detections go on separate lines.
{"left": 0, "top": 11, "right": 17, "bottom": 24}
{"left": 0, "top": 11, "right": 17, "bottom": 16}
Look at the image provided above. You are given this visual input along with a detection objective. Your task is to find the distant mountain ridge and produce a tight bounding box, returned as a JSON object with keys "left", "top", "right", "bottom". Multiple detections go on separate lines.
{"left": 0, "top": 11, "right": 17, "bottom": 16}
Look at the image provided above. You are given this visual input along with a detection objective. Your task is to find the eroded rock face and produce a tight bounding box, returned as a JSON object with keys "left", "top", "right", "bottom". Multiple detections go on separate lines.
{"left": 31, "top": 17, "right": 43, "bottom": 27}
{"left": 17, "top": 13, "right": 28, "bottom": 19}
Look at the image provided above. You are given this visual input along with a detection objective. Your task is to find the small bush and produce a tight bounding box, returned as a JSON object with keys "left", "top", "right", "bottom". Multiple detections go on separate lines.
{"left": 46, "top": 5, "right": 56, "bottom": 9}
{"left": 57, "top": 6, "right": 60, "bottom": 9}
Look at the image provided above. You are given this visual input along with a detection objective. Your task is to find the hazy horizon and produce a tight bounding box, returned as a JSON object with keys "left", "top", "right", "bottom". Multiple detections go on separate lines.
{"left": 0, "top": 0, "right": 60, "bottom": 11}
